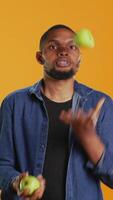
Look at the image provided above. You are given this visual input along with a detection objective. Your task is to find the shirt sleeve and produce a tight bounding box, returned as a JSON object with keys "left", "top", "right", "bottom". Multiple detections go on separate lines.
{"left": 85, "top": 96, "right": 113, "bottom": 189}
{"left": 0, "top": 98, "right": 20, "bottom": 193}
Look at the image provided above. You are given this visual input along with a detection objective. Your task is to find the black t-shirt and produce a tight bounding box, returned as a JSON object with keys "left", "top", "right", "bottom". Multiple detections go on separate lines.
{"left": 42, "top": 94, "right": 72, "bottom": 200}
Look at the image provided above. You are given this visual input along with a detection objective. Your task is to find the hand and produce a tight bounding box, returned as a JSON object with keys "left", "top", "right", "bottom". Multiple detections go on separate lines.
{"left": 60, "top": 98, "right": 105, "bottom": 164}
{"left": 60, "top": 97, "right": 105, "bottom": 140}
{"left": 12, "top": 173, "right": 46, "bottom": 200}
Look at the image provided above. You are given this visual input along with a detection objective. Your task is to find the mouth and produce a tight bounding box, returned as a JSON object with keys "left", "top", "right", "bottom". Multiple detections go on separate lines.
{"left": 56, "top": 58, "right": 71, "bottom": 68}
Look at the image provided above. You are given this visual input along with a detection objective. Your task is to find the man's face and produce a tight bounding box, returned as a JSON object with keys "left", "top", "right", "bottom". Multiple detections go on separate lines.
{"left": 39, "top": 28, "right": 81, "bottom": 80}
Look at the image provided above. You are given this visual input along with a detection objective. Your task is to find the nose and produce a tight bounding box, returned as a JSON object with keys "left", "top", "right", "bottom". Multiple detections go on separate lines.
{"left": 57, "top": 47, "right": 68, "bottom": 57}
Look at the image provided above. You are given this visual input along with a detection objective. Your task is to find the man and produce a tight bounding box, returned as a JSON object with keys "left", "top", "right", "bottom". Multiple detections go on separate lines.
{"left": 0, "top": 24, "right": 113, "bottom": 200}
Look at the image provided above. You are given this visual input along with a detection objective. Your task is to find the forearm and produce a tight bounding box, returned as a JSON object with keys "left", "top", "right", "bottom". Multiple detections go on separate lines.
{"left": 80, "top": 133, "right": 105, "bottom": 165}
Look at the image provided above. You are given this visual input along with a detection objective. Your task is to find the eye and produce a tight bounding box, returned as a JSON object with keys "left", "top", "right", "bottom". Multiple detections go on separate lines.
{"left": 70, "top": 45, "right": 77, "bottom": 50}
{"left": 49, "top": 44, "right": 57, "bottom": 50}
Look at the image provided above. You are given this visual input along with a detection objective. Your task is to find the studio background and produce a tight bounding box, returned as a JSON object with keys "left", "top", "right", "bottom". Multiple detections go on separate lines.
{"left": 0, "top": 1, "right": 113, "bottom": 199}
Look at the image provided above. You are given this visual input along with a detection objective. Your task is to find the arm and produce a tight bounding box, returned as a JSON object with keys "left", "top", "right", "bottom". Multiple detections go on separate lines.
{"left": 0, "top": 98, "right": 20, "bottom": 193}
{"left": 0, "top": 98, "right": 46, "bottom": 199}
{"left": 86, "top": 97, "right": 113, "bottom": 188}
{"left": 60, "top": 97, "right": 113, "bottom": 188}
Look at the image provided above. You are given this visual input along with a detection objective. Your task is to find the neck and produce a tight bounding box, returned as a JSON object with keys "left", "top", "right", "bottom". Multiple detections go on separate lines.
{"left": 42, "top": 76, "right": 75, "bottom": 102}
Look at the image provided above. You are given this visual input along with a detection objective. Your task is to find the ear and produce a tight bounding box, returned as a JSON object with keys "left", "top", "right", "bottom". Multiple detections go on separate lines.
{"left": 36, "top": 51, "right": 45, "bottom": 65}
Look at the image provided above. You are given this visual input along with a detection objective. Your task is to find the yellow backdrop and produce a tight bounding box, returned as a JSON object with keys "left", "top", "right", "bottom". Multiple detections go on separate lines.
{"left": 0, "top": 0, "right": 113, "bottom": 199}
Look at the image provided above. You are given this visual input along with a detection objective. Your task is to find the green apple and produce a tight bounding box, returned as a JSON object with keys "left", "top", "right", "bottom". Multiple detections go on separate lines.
{"left": 74, "top": 28, "right": 95, "bottom": 48}
{"left": 19, "top": 175, "right": 41, "bottom": 195}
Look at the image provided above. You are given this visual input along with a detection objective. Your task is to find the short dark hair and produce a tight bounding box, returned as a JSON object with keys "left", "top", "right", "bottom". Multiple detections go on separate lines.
{"left": 39, "top": 24, "right": 75, "bottom": 50}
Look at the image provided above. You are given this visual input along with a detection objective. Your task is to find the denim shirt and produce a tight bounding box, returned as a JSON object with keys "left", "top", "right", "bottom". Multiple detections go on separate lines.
{"left": 0, "top": 79, "right": 113, "bottom": 200}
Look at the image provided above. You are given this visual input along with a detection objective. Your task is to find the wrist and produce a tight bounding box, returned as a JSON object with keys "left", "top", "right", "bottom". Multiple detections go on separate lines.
{"left": 11, "top": 176, "right": 19, "bottom": 192}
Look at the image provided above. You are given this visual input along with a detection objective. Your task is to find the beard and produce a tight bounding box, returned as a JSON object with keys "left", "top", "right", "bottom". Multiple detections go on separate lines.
{"left": 45, "top": 68, "right": 75, "bottom": 80}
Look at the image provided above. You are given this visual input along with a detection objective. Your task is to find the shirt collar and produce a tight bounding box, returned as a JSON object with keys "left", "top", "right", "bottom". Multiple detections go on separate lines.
{"left": 28, "top": 78, "right": 93, "bottom": 100}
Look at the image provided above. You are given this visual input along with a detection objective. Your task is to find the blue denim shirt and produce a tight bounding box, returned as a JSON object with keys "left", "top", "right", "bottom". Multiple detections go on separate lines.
{"left": 0, "top": 79, "right": 113, "bottom": 200}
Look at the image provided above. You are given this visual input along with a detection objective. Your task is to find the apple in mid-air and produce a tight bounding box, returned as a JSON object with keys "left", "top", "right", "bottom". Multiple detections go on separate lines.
{"left": 74, "top": 28, "right": 95, "bottom": 48}
{"left": 19, "top": 175, "right": 41, "bottom": 195}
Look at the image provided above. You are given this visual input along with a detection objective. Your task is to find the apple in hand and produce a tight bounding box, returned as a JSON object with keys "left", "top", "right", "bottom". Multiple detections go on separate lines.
{"left": 74, "top": 28, "right": 95, "bottom": 48}
{"left": 19, "top": 175, "right": 41, "bottom": 195}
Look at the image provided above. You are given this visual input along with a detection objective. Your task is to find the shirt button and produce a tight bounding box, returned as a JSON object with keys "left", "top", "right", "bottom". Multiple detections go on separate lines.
{"left": 37, "top": 163, "right": 41, "bottom": 168}
{"left": 43, "top": 118, "right": 47, "bottom": 123}
{"left": 40, "top": 144, "right": 45, "bottom": 151}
